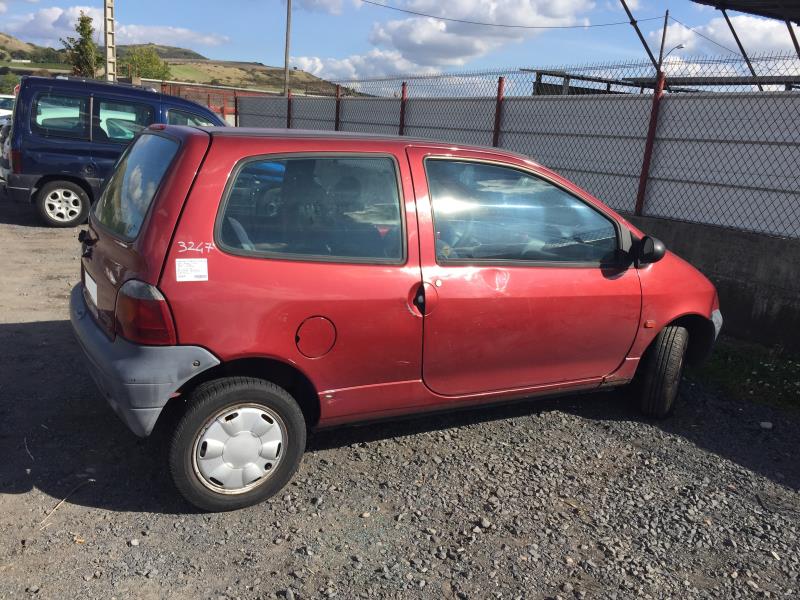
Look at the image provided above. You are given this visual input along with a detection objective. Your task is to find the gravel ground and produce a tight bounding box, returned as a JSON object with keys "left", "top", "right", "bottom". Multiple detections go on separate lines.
{"left": 1, "top": 201, "right": 799, "bottom": 600}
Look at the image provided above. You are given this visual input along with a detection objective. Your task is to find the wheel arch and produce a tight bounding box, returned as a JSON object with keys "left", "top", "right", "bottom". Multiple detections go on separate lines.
{"left": 34, "top": 175, "right": 94, "bottom": 204}
{"left": 167, "top": 356, "right": 321, "bottom": 430}
{"left": 665, "top": 313, "right": 716, "bottom": 366}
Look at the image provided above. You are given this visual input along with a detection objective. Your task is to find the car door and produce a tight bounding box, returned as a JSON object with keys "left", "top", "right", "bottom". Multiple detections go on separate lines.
{"left": 407, "top": 147, "right": 641, "bottom": 397}
{"left": 90, "top": 95, "right": 156, "bottom": 187}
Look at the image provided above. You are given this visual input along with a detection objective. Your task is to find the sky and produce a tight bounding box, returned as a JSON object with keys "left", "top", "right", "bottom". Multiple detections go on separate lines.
{"left": 0, "top": 0, "right": 798, "bottom": 79}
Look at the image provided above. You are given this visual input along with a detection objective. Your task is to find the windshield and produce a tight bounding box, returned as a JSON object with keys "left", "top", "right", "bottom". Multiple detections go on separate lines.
{"left": 92, "top": 134, "right": 179, "bottom": 239}
{"left": 0, "top": 98, "right": 14, "bottom": 111}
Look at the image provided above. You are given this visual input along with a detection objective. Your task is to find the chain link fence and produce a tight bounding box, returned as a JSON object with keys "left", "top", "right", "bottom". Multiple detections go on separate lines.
{"left": 231, "top": 52, "right": 800, "bottom": 238}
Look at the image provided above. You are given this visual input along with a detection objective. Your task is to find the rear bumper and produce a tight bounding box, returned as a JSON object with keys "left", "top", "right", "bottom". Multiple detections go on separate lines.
{"left": 2, "top": 173, "right": 36, "bottom": 203}
{"left": 69, "top": 284, "right": 220, "bottom": 437}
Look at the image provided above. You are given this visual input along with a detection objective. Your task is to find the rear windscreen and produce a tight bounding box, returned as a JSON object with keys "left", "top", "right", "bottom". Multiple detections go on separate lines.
{"left": 93, "top": 134, "right": 179, "bottom": 240}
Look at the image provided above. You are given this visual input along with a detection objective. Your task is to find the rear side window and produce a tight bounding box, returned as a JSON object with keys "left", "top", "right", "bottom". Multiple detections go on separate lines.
{"left": 32, "top": 93, "right": 89, "bottom": 139}
{"left": 217, "top": 156, "right": 404, "bottom": 263}
{"left": 93, "top": 134, "right": 179, "bottom": 239}
{"left": 168, "top": 109, "right": 217, "bottom": 127}
{"left": 94, "top": 99, "right": 154, "bottom": 142}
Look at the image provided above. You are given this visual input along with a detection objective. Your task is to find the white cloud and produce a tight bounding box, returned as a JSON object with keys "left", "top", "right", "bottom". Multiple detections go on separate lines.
{"left": 294, "top": 48, "right": 438, "bottom": 79}
{"left": 651, "top": 14, "right": 800, "bottom": 56}
{"left": 297, "top": 0, "right": 595, "bottom": 78}
{"left": 6, "top": 5, "right": 226, "bottom": 48}
{"left": 116, "top": 25, "right": 228, "bottom": 47}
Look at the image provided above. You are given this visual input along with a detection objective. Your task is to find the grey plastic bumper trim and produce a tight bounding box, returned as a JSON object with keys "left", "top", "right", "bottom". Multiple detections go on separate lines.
{"left": 711, "top": 309, "right": 723, "bottom": 340}
{"left": 69, "top": 284, "right": 220, "bottom": 437}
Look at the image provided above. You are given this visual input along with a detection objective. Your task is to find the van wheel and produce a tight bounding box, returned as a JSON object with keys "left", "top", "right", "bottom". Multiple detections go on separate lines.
{"left": 169, "top": 377, "right": 306, "bottom": 512}
{"left": 634, "top": 325, "right": 690, "bottom": 418}
{"left": 35, "top": 181, "right": 90, "bottom": 227}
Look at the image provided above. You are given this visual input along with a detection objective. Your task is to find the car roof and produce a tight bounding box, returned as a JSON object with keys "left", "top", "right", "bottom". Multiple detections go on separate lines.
{"left": 199, "top": 126, "right": 538, "bottom": 164}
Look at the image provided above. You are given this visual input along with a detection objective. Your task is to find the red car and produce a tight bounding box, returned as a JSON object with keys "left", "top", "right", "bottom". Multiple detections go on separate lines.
{"left": 71, "top": 126, "right": 722, "bottom": 511}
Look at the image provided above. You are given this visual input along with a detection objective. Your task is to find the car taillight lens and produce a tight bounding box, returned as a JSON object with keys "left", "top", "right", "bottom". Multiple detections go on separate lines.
{"left": 114, "top": 280, "right": 177, "bottom": 346}
{"left": 11, "top": 149, "right": 22, "bottom": 174}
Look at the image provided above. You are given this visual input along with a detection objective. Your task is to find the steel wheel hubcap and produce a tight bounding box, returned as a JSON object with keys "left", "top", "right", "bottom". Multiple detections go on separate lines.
{"left": 192, "top": 404, "right": 286, "bottom": 494}
{"left": 44, "top": 189, "right": 82, "bottom": 222}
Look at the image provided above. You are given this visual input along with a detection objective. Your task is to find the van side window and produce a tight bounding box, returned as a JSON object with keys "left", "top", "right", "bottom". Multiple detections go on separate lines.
{"left": 168, "top": 109, "right": 217, "bottom": 127}
{"left": 425, "top": 159, "right": 618, "bottom": 264}
{"left": 32, "top": 93, "right": 89, "bottom": 139}
{"left": 94, "top": 100, "right": 155, "bottom": 143}
{"left": 217, "top": 156, "right": 404, "bottom": 263}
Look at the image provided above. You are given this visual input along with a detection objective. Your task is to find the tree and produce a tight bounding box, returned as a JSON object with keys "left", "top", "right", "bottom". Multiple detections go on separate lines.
{"left": 60, "top": 11, "right": 102, "bottom": 77}
{"left": 123, "top": 47, "right": 172, "bottom": 80}
{"left": 0, "top": 72, "right": 19, "bottom": 94}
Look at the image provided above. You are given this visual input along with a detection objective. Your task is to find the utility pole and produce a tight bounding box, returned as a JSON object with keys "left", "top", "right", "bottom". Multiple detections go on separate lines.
{"left": 284, "top": 0, "right": 292, "bottom": 96}
{"left": 104, "top": 0, "right": 117, "bottom": 82}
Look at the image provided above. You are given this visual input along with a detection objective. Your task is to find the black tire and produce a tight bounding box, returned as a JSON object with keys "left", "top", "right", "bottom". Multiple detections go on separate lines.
{"left": 35, "top": 180, "right": 90, "bottom": 228}
{"left": 634, "top": 325, "right": 690, "bottom": 418}
{"left": 169, "top": 377, "right": 306, "bottom": 512}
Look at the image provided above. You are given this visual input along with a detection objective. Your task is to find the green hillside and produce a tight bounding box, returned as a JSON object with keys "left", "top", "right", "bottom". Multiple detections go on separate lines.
{"left": 0, "top": 31, "right": 337, "bottom": 95}
{"left": 118, "top": 43, "right": 207, "bottom": 61}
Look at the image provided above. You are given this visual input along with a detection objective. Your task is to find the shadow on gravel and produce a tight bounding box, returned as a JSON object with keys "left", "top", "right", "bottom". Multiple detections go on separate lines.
{"left": 1, "top": 318, "right": 798, "bottom": 516}
{"left": 0, "top": 200, "right": 41, "bottom": 227}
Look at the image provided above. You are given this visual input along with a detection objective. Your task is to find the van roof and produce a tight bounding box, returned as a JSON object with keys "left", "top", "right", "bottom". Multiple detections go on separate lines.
{"left": 19, "top": 76, "right": 218, "bottom": 115}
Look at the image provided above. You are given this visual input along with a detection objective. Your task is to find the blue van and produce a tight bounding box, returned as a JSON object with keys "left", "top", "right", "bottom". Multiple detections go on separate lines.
{"left": 0, "top": 76, "right": 225, "bottom": 227}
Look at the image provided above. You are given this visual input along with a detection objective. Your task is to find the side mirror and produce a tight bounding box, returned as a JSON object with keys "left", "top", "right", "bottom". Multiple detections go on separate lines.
{"left": 637, "top": 236, "right": 666, "bottom": 265}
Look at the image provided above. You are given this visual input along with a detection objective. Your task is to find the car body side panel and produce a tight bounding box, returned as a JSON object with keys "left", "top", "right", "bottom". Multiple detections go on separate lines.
{"left": 159, "top": 136, "right": 426, "bottom": 410}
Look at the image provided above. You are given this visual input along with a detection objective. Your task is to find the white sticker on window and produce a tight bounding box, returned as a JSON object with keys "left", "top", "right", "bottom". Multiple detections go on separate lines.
{"left": 175, "top": 258, "right": 208, "bottom": 282}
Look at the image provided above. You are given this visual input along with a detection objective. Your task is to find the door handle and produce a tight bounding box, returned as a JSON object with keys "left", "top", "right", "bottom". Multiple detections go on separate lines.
{"left": 407, "top": 282, "right": 439, "bottom": 317}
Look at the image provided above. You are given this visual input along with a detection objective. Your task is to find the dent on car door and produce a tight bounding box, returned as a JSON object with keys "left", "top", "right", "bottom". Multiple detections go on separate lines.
{"left": 408, "top": 149, "right": 641, "bottom": 397}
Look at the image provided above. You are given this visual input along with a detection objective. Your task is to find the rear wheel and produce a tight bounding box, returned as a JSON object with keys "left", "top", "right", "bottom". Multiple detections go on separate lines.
{"left": 35, "top": 180, "right": 90, "bottom": 227}
{"left": 169, "top": 377, "right": 306, "bottom": 512}
{"left": 634, "top": 325, "right": 690, "bottom": 418}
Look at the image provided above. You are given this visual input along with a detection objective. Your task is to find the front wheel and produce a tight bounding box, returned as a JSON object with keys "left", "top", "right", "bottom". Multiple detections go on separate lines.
{"left": 169, "top": 377, "right": 307, "bottom": 512}
{"left": 634, "top": 325, "right": 689, "bottom": 418}
{"left": 35, "top": 181, "right": 90, "bottom": 227}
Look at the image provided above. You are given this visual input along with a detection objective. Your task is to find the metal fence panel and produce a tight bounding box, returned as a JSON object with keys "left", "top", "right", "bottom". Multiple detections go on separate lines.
{"left": 646, "top": 92, "right": 800, "bottom": 237}
{"left": 339, "top": 98, "right": 401, "bottom": 134}
{"left": 238, "top": 96, "right": 287, "bottom": 128}
{"left": 404, "top": 98, "right": 495, "bottom": 146}
{"left": 500, "top": 95, "right": 652, "bottom": 213}
{"left": 292, "top": 96, "right": 337, "bottom": 131}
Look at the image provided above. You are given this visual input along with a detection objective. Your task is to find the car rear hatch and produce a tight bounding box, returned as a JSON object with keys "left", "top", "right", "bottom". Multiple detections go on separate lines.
{"left": 80, "top": 126, "right": 211, "bottom": 341}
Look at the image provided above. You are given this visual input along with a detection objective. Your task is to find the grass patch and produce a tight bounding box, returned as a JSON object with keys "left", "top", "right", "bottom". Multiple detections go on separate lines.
{"left": 688, "top": 335, "right": 800, "bottom": 411}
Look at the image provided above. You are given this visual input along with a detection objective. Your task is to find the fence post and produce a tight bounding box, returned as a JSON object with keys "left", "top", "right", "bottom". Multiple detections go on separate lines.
{"left": 398, "top": 81, "right": 407, "bottom": 135}
{"left": 635, "top": 71, "right": 666, "bottom": 216}
{"left": 234, "top": 92, "right": 239, "bottom": 127}
{"left": 492, "top": 76, "right": 505, "bottom": 147}
{"left": 335, "top": 84, "right": 341, "bottom": 131}
{"left": 287, "top": 89, "right": 293, "bottom": 129}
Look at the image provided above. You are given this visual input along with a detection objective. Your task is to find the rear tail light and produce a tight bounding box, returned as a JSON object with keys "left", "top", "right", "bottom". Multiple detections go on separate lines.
{"left": 114, "top": 280, "right": 177, "bottom": 346}
{"left": 10, "top": 149, "right": 22, "bottom": 174}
